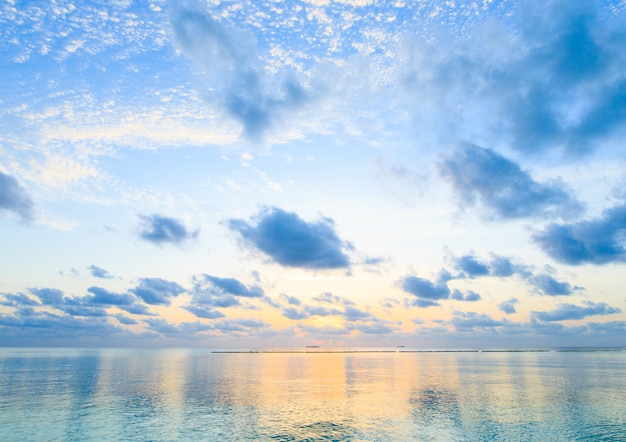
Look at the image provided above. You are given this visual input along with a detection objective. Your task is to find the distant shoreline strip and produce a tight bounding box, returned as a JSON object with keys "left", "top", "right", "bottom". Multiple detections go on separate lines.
{"left": 211, "top": 348, "right": 623, "bottom": 354}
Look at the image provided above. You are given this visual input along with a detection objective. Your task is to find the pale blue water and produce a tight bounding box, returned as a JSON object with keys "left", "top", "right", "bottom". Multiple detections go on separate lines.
{"left": 1, "top": 348, "right": 625, "bottom": 441}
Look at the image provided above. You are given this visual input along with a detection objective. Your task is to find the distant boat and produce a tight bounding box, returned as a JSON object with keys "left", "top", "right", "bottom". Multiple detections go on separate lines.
{"left": 396, "top": 345, "right": 405, "bottom": 348}
{"left": 306, "top": 345, "right": 320, "bottom": 348}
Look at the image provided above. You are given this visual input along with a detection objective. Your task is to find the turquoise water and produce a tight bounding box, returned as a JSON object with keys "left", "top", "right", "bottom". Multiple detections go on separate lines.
{"left": 1, "top": 348, "right": 625, "bottom": 441}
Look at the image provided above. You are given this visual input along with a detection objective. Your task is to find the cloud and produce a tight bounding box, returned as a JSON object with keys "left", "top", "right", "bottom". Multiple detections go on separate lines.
{"left": 313, "top": 292, "right": 354, "bottom": 305}
{"left": 452, "top": 253, "right": 490, "bottom": 278}
{"left": 0, "top": 293, "right": 39, "bottom": 307}
{"left": 0, "top": 172, "right": 34, "bottom": 223}
{"left": 438, "top": 144, "right": 583, "bottom": 220}
{"left": 349, "top": 322, "right": 396, "bottom": 335}
{"left": 498, "top": 298, "right": 519, "bottom": 314}
{"left": 183, "top": 305, "right": 226, "bottom": 319}
{"left": 280, "top": 293, "right": 301, "bottom": 306}
{"left": 202, "top": 275, "right": 264, "bottom": 298}
{"left": 227, "top": 207, "right": 351, "bottom": 269}
{"left": 88, "top": 265, "right": 114, "bottom": 279}
{"left": 526, "top": 274, "right": 579, "bottom": 296}
{"left": 399, "top": 274, "right": 483, "bottom": 307}
{"left": 187, "top": 274, "right": 264, "bottom": 314}
{"left": 404, "top": 0, "right": 626, "bottom": 156}
{"left": 400, "top": 276, "right": 450, "bottom": 300}
{"left": 170, "top": 5, "right": 310, "bottom": 139}
{"left": 532, "top": 202, "right": 626, "bottom": 265}
{"left": 114, "top": 314, "right": 138, "bottom": 325}
{"left": 85, "top": 286, "right": 135, "bottom": 306}
{"left": 531, "top": 302, "right": 621, "bottom": 322}
{"left": 130, "top": 278, "right": 186, "bottom": 306}
{"left": 0, "top": 309, "right": 131, "bottom": 341}
{"left": 447, "top": 251, "right": 579, "bottom": 296}
{"left": 29, "top": 287, "right": 64, "bottom": 305}
{"left": 138, "top": 214, "right": 199, "bottom": 246}
{"left": 343, "top": 306, "right": 371, "bottom": 321}
{"left": 144, "top": 319, "right": 212, "bottom": 338}
{"left": 450, "top": 289, "right": 481, "bottom": 302}
{"left": 450, "top": 311, "right": 508, "bottom": 333}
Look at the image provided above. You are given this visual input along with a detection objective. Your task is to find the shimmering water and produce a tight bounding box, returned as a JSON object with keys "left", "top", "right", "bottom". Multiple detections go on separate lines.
{"left": 1, "top": 348, "right": 625, "bottom": 441}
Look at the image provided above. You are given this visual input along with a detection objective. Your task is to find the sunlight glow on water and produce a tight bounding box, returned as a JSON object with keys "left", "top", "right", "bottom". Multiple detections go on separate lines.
{"left": 1, "top": 348, "right": 625, "bottom": 441}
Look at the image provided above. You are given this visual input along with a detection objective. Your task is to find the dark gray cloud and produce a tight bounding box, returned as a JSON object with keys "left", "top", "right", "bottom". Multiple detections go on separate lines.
{"left": 498, "top": 298, "right": 519, "bottom": 315}
{"left": 171, "top": 6, "right": 310, "bottom": 139}
{"left": 228, "top": 207, "right": 351, "bottom": 270}
{"left": 130, "top": 278, "right": 185, "bottom": 306}
{"left": 88, "top": 265, "right": 114, "bottom": 279}
{"left": 532, "top": 302, "right": 621, "bottom": 322}
{"left": 438, "top": 144, "right": 583, "bottom": 220}
{"left": 0, "top": 172, "right": 33, "bottom": 223}
{"left": 532, "top": 202, "right": 626, "bottom": 265}
{"left": 139, "top": 214, "right": 198, "bottom": 246}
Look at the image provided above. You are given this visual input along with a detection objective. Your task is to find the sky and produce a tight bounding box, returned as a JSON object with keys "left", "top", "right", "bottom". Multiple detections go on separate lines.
{"left": 1, "top": 0, "right": 625, "bottom": 348}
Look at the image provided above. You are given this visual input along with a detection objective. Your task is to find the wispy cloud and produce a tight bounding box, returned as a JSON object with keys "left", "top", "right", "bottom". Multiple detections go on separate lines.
{"left": 88, "top": 265, "right": 114, "bottom": 279}
{"left": 170, "top": 5, "right": 311, "bottom": 139}
{"left": 138, "top": 214, "right": 199, "bottom": 246}
{"left": 438, "top": 144, "right": 583, "bottom": 220}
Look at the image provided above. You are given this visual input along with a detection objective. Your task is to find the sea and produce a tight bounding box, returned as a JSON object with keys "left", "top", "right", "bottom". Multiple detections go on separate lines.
{"left": 1, "top": 347, "right": 625, "bottom": 441}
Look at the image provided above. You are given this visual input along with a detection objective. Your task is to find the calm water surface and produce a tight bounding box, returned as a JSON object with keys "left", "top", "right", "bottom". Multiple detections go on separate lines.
{"left": 1, "top": 348, "right": 625, "bottom": 441}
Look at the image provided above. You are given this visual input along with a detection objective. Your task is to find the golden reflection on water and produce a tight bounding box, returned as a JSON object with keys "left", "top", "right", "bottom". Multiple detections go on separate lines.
{"left": 2, "top": 348, "right": 625, "bottom": 441}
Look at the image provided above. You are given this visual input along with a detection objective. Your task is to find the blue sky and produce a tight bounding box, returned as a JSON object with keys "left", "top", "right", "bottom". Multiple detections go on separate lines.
{"left": 1, "top": 0, "right": 625, "bottom": 348}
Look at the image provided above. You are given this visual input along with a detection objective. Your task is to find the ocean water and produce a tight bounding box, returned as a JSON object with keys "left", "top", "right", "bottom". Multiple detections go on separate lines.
{"left": 0, "top": 348, "right": 625, "bottom": 441}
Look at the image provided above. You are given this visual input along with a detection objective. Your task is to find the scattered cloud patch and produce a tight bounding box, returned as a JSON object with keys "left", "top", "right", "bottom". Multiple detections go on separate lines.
{"left": 170, "top": 5, "right": 311, "bottom": 139}
{"left": 438, "top": 144, "right": 583, "bottom": 220}
{"left": 498, "top": 298, "right": 519, "bottom": 314}
{"left": 227, "top": 207, "right": 352, "bottom": 269}
{"left": 29, "top": 287, "right": 64, "bottom": 305}
{"left": 138, "top": 214, "right": 199, "bottom": 246}
{"left": 88, "top": 265, "right": 114, "bottom": 279}
{"left": 0, "top": 172, "right": 34, "bottom": 223}
{"left": 130, "top": 278, "right": 186, "bottom": 306}
{"left": 533, "top": 202, "right": 626, "bottom": 265}
{"left": 531, "top": 301, "right": 621, "bottom": 322}
{"left": 85, "top": 286, "right": 135, "bottom": 306}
